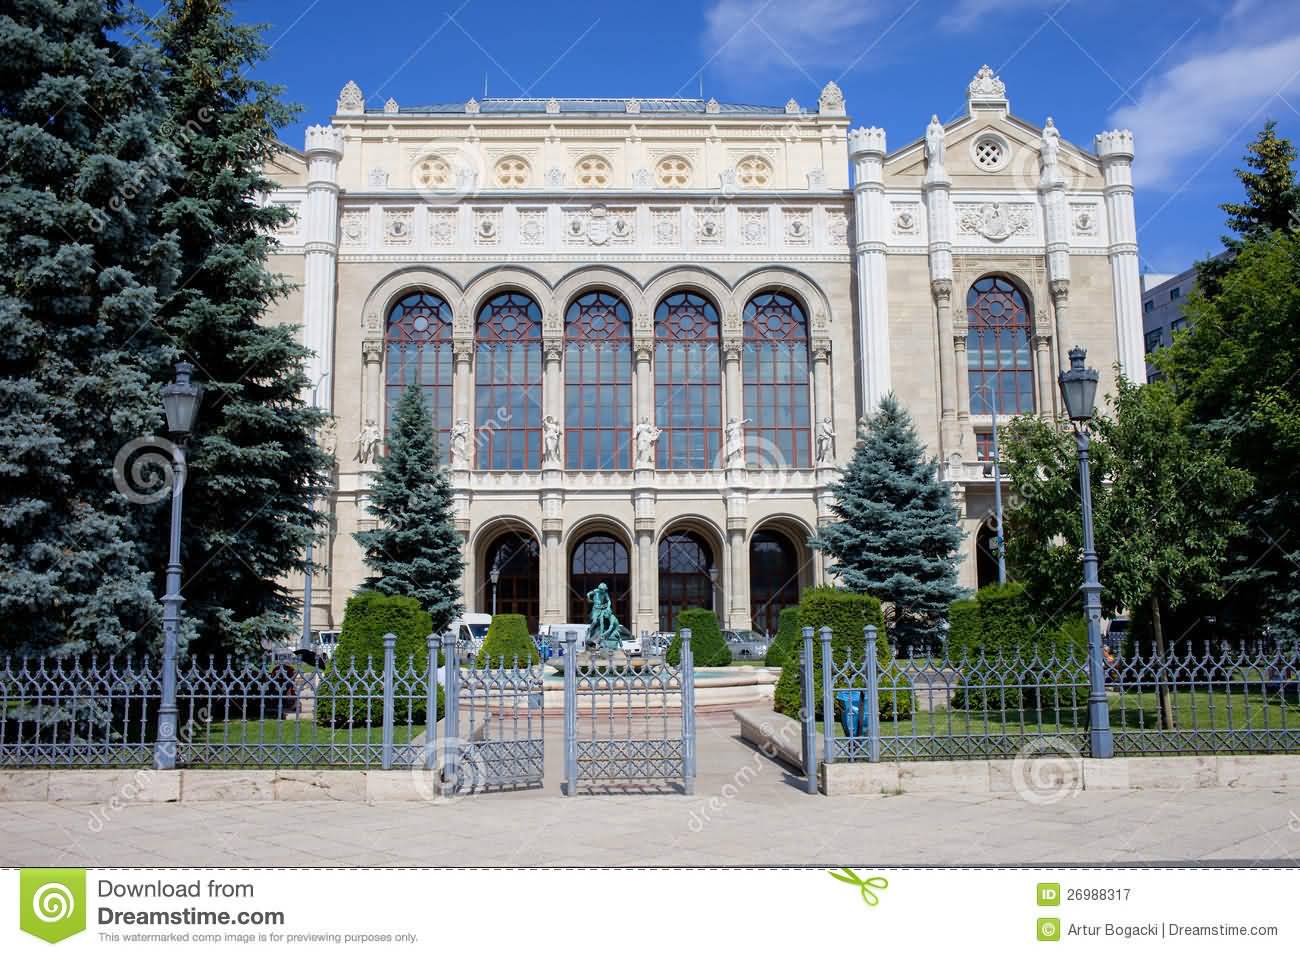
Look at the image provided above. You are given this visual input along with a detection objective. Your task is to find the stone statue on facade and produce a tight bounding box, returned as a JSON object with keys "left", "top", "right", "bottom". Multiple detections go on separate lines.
{"left": 924, "top": 114, "right": 946, "bottom": 182}
{"left": 815, "top": 416, "right": 836, "bottom": 464}
{"left": 318, "top": 416, "right": 338, "bottom": 458}
{"left": 724, "top": 417, "right": 750, "bottom": 467}
{"left": 634, "top": 416, "right": 662, "bottom": 467}
{"left": 1040, "top": 116, "right": 1061, "bottom": 186}
{"left": 354, "top": 419, "right": 381, "bottom": 465}
{"left": 449, "top": 418, "right": 471, "bottom": 468}
{"left": 543, "top": 415, "right": 563, "bottom": 464}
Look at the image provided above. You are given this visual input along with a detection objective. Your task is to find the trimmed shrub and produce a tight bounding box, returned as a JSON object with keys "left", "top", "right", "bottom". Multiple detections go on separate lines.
{"left": 316, "top": 591, "right": 441, "bottom": 727}
{"left": 476, "top": 614, "right": 540, "bottom": 668}
{"left": 1030, "top": 616, "right": 1090, "bottom": 713}
{"left": 666, "top": 608, "right": 731, "bottom": 667}
{"left": 773, "top": 587, "right": 912, "bottom": 720}
{"left": 764, "top": 607, "right": 802, "bottom": 667}
{"left": 945, "top": 598, "right": 980, "bottom": 659}
{"left": 952, "top": 583, "right": 1049, "bottom": 711}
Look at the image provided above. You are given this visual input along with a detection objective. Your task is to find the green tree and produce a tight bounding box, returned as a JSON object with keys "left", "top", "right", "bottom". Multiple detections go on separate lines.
{"left": 0, "top": 1, "right": 181, "bottom": 655}
{"left": 476, "top": 613, "right": 538, "bottom": 667}
{"left": 666, "top": 608, "right": 731, "bottom": 667}
{"left": 1156, "top": 231, "right": 1300, "bottom": 645}
{"left": 811, "top": 393, "right": 964, "bottom": 649}
{"left": 355, "top": 385, "right": 464, "bottom": 633}
{"left": 146, "top": 0, "right": 332, "bottom": 659}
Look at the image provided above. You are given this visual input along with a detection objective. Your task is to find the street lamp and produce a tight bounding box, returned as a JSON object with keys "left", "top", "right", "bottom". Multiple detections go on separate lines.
{"left": 155, "top": 361, "right": 203, "bottom": 771}
{"left": 302, "top": 372, "right": 330, "bottom": 652}
{"left": 489, "top": 558, "right": 502, "bottom": 616}
{"left": 1057, "top": 346, "right": 1112, "bottom": 759}
{"left": 975, "top": 380, "right": 1008, "bottom": 585}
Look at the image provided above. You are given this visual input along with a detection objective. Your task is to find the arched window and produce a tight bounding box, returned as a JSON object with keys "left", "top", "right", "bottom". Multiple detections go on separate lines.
{"left": 967, "top": 276, "right": 1034, "bottom": 415}
{"left": 743, "top": 292, "right": 811, "bottom": 468}
{"left": 569, "top": 533, "right": 631, "bottom": 628}
{"left": 976, "top": 519, "right": 1000, "bottom": 590}
{"left": 658, "top": 530, "right": 715, "bottom": 631}
{"left": 475, "top": 292, "right": 543, "bottom": 470}
{"left": 749, "top": 529, "right": 801, "bottom": 637}
{"left": 480, "top": 531, "right": 540, "bottom": 633}
{"left": 654, "top": 291, "right": 722, "bottom": 470}
{"left": 565, "top": 292, "right": 632, "bottom": 470}
{"left": 385, "top": 290, "right": 454, "bottom": 452}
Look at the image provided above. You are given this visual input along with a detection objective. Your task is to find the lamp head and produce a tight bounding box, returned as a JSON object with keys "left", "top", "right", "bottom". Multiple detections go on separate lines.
{"left": 162, "top": 361, "right": 203, "bottom": 438}
{"left": 1057, "top": 346, "right": 1098, "bottom": 423}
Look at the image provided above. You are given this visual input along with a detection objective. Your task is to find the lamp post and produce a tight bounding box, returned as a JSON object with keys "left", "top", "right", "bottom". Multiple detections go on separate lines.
{"left": 155, "top": 361, "right": 203, "bottom": 771}
{"left": 489, "top": 558, "right": 501, "bottom": 616}
{"left": 982, "top": 381, "right": 1007, "bottom": 585}
{"left": 1057, "top": 346, "right": 1113, "bottom": 759}
{"left": 301, "top": 372, "right": 330, "bottom": 652}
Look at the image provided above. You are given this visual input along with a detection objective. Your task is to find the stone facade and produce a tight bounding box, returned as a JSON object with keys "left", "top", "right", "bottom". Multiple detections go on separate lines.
{"left": 260, "top": 67, "right": 1142, "bottom": 638}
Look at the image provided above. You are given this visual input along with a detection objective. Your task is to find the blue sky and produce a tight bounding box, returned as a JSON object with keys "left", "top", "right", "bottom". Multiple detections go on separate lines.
{"left": 239, "top": 0, "right": 1300, "bottom": 275}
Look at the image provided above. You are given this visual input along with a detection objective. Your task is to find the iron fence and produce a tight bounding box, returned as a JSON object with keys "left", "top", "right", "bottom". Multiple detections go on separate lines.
{"left": 800, "top": 627, "right": 1300, "bottom": 764}
{"left": 442, "top": 649, "right": 545, "bottom": 793}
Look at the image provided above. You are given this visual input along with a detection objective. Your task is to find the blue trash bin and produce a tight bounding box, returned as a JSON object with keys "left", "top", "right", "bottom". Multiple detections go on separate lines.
{"left": 836, "top": 690, "right": 865, "bottom": 737}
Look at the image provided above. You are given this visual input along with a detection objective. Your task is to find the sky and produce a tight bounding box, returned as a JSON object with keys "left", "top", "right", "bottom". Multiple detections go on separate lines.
{"left": 232, "top": 0, "right": 1300, "bottom": 276}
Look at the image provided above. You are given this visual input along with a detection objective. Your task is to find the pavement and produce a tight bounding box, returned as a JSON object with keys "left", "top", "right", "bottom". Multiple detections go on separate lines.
{"left": 2, "top": 715, "right": 1298, "bottom": 867}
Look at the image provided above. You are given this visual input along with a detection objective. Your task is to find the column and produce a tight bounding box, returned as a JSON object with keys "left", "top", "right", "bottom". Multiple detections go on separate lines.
{"left": 1096, "top": 129, "right": 1144, "bottom": 380}
{"left": 1040, "top": 121, "right": 1074, "bottom": 383}
{"left": 453, "top": 340, "right": 473, "bottom": 440}
{"left": 722, "top": 338, "right": 743, "bottom": 435}
{"left": 302, "top": 125, "right": 344, "bottom": 412}
{"left": 932, "top": 281, "right": 958, "bottom": 452}
{"left": 633, "top": 338, "right": 654, "bottom": 444}
{"left": 811, "top": 340, "right": 832, "bottom": 437}
{"left": 361, "top": 338, "right": 382, "bottom": 434}
{"left": 848, "top": 127, "right": 890, "bottom": 408}
{"left": 922, "top": 118, "right": 957, "bottom": 456}
{"left": 633, "top": 487, "right": 657, "bottom": 634}
{"left": 1034, "top": 333, "right": 1055, "bottom": 416}
{"left": 727, "top": 526, "right": 751, "bottom": 631}
{"left": 954, "top": 315, "right": 972, "bottom": 427}
{"left": 540, "top": 515, "right": 564, "bottom": 626}
{"left": 543, "top": 339, "right": 564, "bottom": 465}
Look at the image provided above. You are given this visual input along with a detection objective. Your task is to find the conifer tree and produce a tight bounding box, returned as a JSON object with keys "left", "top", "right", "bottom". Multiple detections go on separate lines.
{"left": 811, "top": 394, "right": 965, "bottom": 649}
{"left": 355, "top": 386, "right": 464, "bottom": 634}
{"left": 0, "top": 0, "right": 181, "bottom": 655}
{"left": 146, "top": 0, "right": 332, "bottom": 658}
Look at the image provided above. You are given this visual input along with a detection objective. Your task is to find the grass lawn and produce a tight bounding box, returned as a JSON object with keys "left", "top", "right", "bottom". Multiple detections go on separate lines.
{"left": 192, "top": 718, "right": 428, "bottom": 746}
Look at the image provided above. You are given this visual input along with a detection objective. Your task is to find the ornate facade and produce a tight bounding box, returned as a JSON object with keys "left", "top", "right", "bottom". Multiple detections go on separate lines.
{"left": 262, "top": 67, "right": 1142, "bottom": 637}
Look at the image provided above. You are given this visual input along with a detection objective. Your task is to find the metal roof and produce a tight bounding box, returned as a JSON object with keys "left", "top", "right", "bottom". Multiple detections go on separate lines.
{"left": 374, "top": 97, "right": 801, "bottom": 117}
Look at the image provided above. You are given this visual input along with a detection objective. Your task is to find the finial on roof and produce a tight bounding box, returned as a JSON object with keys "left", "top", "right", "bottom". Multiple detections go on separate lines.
{"left": 337, "top": 80, "right": 364, "bottom": 114}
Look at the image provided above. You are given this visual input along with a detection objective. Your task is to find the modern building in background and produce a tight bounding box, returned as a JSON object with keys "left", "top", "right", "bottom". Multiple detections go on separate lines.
{"left": 1141, "top": 252, "right": 1227, "bottom": 380}
{"left": 260, "top": 65, "right": 1144, "bottom": 637}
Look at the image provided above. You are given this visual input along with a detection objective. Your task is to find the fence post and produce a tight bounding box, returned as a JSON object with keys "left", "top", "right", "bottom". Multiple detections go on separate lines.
{"left": 563, "top": 629, "right": 578, "bottom": 796}
{"left": 425, "top": 634, "right": 440, "bottom": 771}
{"left": 381, "top": 633, "right": 396, "bottom": 770}
{"left": 680, "top": 628, "right": 696, "bottom": 796}
{"left": 800, "top": 626, "right": 817, "bottom": 794}
{"left": 441, "top": 635, "right": 461, "bottom": 796}
{"left": 819, "top": 626, "right": 835, "bottom": 766}
{"left": 153, "top": 642, "right": 179, "bottom": 771}
{"left": 864, "top": 626, "right": 881, "bottom": 763}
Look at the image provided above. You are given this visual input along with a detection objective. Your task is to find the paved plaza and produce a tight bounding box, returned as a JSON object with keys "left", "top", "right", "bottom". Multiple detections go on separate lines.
{"left": 2, "top": 716, "right": 1297, "bottom": 867}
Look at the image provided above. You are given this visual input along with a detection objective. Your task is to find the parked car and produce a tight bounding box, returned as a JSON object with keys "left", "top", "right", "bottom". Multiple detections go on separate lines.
{"left": 535, "top": 624, "right": 590, "bottom": 655}
{"left": 1105, "top": 616, "right": 1129, "bottom": 653}
{"left": 723, "top": 629, "right": 770, "bottom": 660}
{"left": 619, "top": 633, "right": 642, "bottom": 656}
{"left": 643, "top": 632, "right": 675, "bottom": 657}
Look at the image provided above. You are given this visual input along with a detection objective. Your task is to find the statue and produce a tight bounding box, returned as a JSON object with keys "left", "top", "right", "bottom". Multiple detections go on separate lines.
{"left": 318, "top": 417, "right": 338, "bottom": 458}
{"left": 354, "top": 418, "right": 381, "bottom": 464}
{"left": 724, "top": 417, "right": 750, "bottom": 467}
{"left": 1040, "top": 116, "right": 1061, "bottom": 185}
{"left": 634, "top": 416, "right": 662, "bottom": 467}
{"left": 449, "top": 418, "right": 471, "bottom": 468}
{"left": 586, "top": 582, "right": 624, "bottom": 649}
{"left": 815, "top": 416, "right": 836, "bottom": 464}
{"left": 924, "top": 114, "right": 946, "bottom": 182}
{"left": 543, "top": 415, "right": 562, "bottom": 464}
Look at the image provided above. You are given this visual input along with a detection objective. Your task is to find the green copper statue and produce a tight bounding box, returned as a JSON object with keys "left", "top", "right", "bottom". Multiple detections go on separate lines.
{"left": 586, "top": 582, "right": 624, "bottom": 648}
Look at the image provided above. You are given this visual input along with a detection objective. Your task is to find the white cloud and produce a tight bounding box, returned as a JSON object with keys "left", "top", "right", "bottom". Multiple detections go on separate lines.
{"left": 699, "top": 0, "right": 895, "bottom": 77}
{"left": 940, "top": 0, "right": 1060, "bottom": 31}
{"left": 1109, "top": 32, "right": 1300, "bottom": 189}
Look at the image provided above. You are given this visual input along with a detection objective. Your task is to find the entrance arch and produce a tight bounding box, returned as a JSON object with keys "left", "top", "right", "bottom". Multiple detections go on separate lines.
{"left": 569, "top": 533, "right": 631, "bottom": 628}
{"left": 479, "top": 529, "right": 540, "bottom": 632}
{"left": 976, "top": 517, "right": 1000, "bottom": 589}
{"left": 658, "top": 530, "right": 716, "bottom": 631}
{"left": 749, "top": 528, "right": 802, "bottom": 636}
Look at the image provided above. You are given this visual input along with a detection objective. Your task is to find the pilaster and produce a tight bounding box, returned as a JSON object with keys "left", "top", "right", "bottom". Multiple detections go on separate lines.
{"left": 1096, "top": 129, "right": 1144, "bottom": 380}
{"left": 302, "top": 125, "right": 344, "bottom": 412}
{"left": 849, "top": 127, "right": 890, "bottom": 410}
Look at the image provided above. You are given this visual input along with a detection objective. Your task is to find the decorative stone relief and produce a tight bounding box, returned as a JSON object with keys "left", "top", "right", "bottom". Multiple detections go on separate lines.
{"left": 1070, "top": 203, "right": 1099, "bottom": 237}
{"left": 694, "top": 206, "right": 724, "bottom": 245}
{"left": 785, "top": 98, "right": 800, "bottom": 114}
{"left": 705, "top": 97, "right": 720, "bottom": 114}
{"left": 339, "top": 209, "right": 368, "bottom": 247}
{"left": 518, "top": 208, "right": 546, "bottom": 245}
{"left": 783, "top": 208, "right": 812, "bottom": 246}
{"left": 818, "top": 80, "right": 845, "bottom": 115}
{"left": 826, "top": 209, "right": 848, "bottom": 246}
{"left": 739, "top": 208, "right": 767, "bottom": 245}
{"left": 473, "top": 209, "right": 501, "bottom": 245}
{"left": 336, "top": 80, "right": 364, "bottom": 114}
{"left": 428, "top": 207, "right": 457, "bottom": 246}
{"left": 272, "top": 202, "right": 300, "bottom": 236}
{"left": 545, "top": 98, "right": 560, "bottom": 114}
{"left": 806, "top": 168, "right": 826, "bottom": 190}
{"left": 625, "top": 98, "right": 640, "bottom": 114}
{"left": 631, "top": 167, "right": 652, "bottom": 188}
{"left": 383, "top": 97, "right": 398, "bottom": 114}
{"left": 465, "top": 97, "right": 480, "bottom": 114}
{"left": 545, "top": 165, "right": 565, "bottom": 187}
{"left": 891, "top": 203, "right": 920, "bottom": 237}
{"left": 609, "top": 207, "right": 635, "bottom": 244}
{"left": 968, "top": 64, "right": 1006, "bottom": 102}
{"left": 563, "top": 205, "right": 634, "bottom": 246}
{"left": 652, "top": 208, "right": 680, "bottom": 246}
{"left": 383, "top": 208, "right": 413, "bottom": 246}
{"left": 367, "top": 167, "right": 389, "bottom": 188}
{"left": 955, "top": 202, "right": 1032, "bottom": 241}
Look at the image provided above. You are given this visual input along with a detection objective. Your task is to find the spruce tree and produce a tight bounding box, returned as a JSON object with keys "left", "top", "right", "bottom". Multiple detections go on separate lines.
{"left": 146, "top": 0, "right": 332, "bottom": 658}
{"left": 355, "top": 385, "right": 464, "bottom": 633}
{"left": 811, "top": 394, "right": 964, "bottom": 649}
{"left": 0, "top": 1, "right": 181, "bottom": 655}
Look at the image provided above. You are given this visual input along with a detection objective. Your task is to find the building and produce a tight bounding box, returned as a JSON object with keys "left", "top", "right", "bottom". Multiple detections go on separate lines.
{"left": 260, "top": 65, "right": 1144, "bottom": 638}
{"left": 1141, "top": 253, "right": 1225, "bottom": 380}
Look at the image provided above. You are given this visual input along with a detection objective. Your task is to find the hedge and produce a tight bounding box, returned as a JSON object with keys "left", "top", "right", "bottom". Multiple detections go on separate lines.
{"left": 945, "top": 598, "right": 980, "bottom": 659}
{"left": 772, "top": 587, "right": 911, "bottom": 721}
{"left": 764, "top": 607, "right": 802, "bottom": 667}
{"left": 316, "top": 591, "right": 442, "bottom": 727}
{"left": 666, "top": 608, "right": 731, "bottom": 667}
{"left": 477, "top": 614, "right": 540, "bottom": 668}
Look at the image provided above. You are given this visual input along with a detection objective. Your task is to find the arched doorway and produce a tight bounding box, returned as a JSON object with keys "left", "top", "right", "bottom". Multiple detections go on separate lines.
{"left": 569, "top": 533, "right": 631, "bottom": 628}
{"left": 479, "top": 530, "right": 540, "bottom": 632}
{"left": 976, "top": 518, "right": 1000, "bottom": 589}
{"left": 749, "top": 529, "right": 802, "bottom": 637}
{"left": 658, "top": 530, "right": 715, "bottom": 631}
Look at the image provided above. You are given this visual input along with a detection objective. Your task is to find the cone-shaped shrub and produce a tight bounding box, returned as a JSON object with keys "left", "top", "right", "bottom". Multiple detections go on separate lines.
{"left": 764, "top": 607, "right": 802, "bottom": 667}
{"left": 666, "top": 608, "right": 731, "bottom": 666}
{"left": 476, "top": 614, "right": 539, "bottom": 668}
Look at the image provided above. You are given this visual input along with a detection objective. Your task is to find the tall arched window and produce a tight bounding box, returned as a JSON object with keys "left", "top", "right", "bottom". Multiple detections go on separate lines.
{"left": 749, "top": 529, "right": 801, "bottom": 637}
{"left": 569, "top": 533, "right": 631, "bottom": 627}
{"left": 654, "top": 291, "right": 722, "bottom": 469}
{"left": 743, "top": 292, "right": 811, "bottom": 468}
{"left": 967, "top": 276, "right": 1034, "bottom": 415}
{"left": 476, "top": 291, "right": 543, "bottom": 470}
{"left": 565, "top": 291, "right": 632, "bottom": 470}
{"left": 385, "top": 291, "right": 454, "bottom": 452}
{"left": 658, "top": 530, "right": 715, "bottom": 631}
{"left": 480, "top": 530, "right": 540, "bottom": 633}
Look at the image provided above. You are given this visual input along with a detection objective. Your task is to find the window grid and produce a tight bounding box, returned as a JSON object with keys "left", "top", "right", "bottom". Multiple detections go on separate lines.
{"left": 658, "top": 531, "right": 714, "bottom": 632}
{"left": 743, "top": 292, "right": 811, "bottom": 468}
{"left": 565, "top": 292, "right": 633, "bottom": 470}
{"left": 749, "top": 530, "right": 800, "bottom": 638}
{"left": 384, "top": 291, "right": 454, "bottom": 454}
{"left": 475, "top": 292, "right": 543, "bottom": 470}
{"left": 967, "top": 276, "right": 1035, "bottom": 415}
{"left": 569, "top": 533, "right": 631, "bottom": 627}
{"left": 654, "top": 292, "right": 722, "bottom": 470}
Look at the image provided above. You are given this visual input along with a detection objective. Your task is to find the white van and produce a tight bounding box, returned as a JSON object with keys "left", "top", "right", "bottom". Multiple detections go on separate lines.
{"left": 536, "top": 624, "right": 590, "bottom": 652}
{"left": 445, "top": 613, "right": 492, "bottom": 658}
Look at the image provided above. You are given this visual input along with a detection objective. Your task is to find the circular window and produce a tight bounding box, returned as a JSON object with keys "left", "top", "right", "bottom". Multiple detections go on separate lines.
{"left": 736, "top": 155, "right": 773, "bottom": 188}
{"left": 494, "top": 156, "right": 530, "bottom": 187}
{"left": 574, "top": 155, "right": 611, "bottom": 187}
{"left": 971, "top": 134, "right": 1008, "bottom": 172}
{"left": 655, "top": 156, "right": 691, "bottom": 188}
{"left": 412, "top": 155, "right": 451, "bottom": 188}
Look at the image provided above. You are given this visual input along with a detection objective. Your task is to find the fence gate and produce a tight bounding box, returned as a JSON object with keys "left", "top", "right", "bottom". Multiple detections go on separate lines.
{"left": 441, "top": 644, "right": 546, "bottom": 794}
{"left": 562, "top": 628, "right": 696, "bottom": 795}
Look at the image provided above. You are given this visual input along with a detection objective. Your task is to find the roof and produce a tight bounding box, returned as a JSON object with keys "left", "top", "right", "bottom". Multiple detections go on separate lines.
{"left": 373, "top": 97, "right": 801, "bottom": 117}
